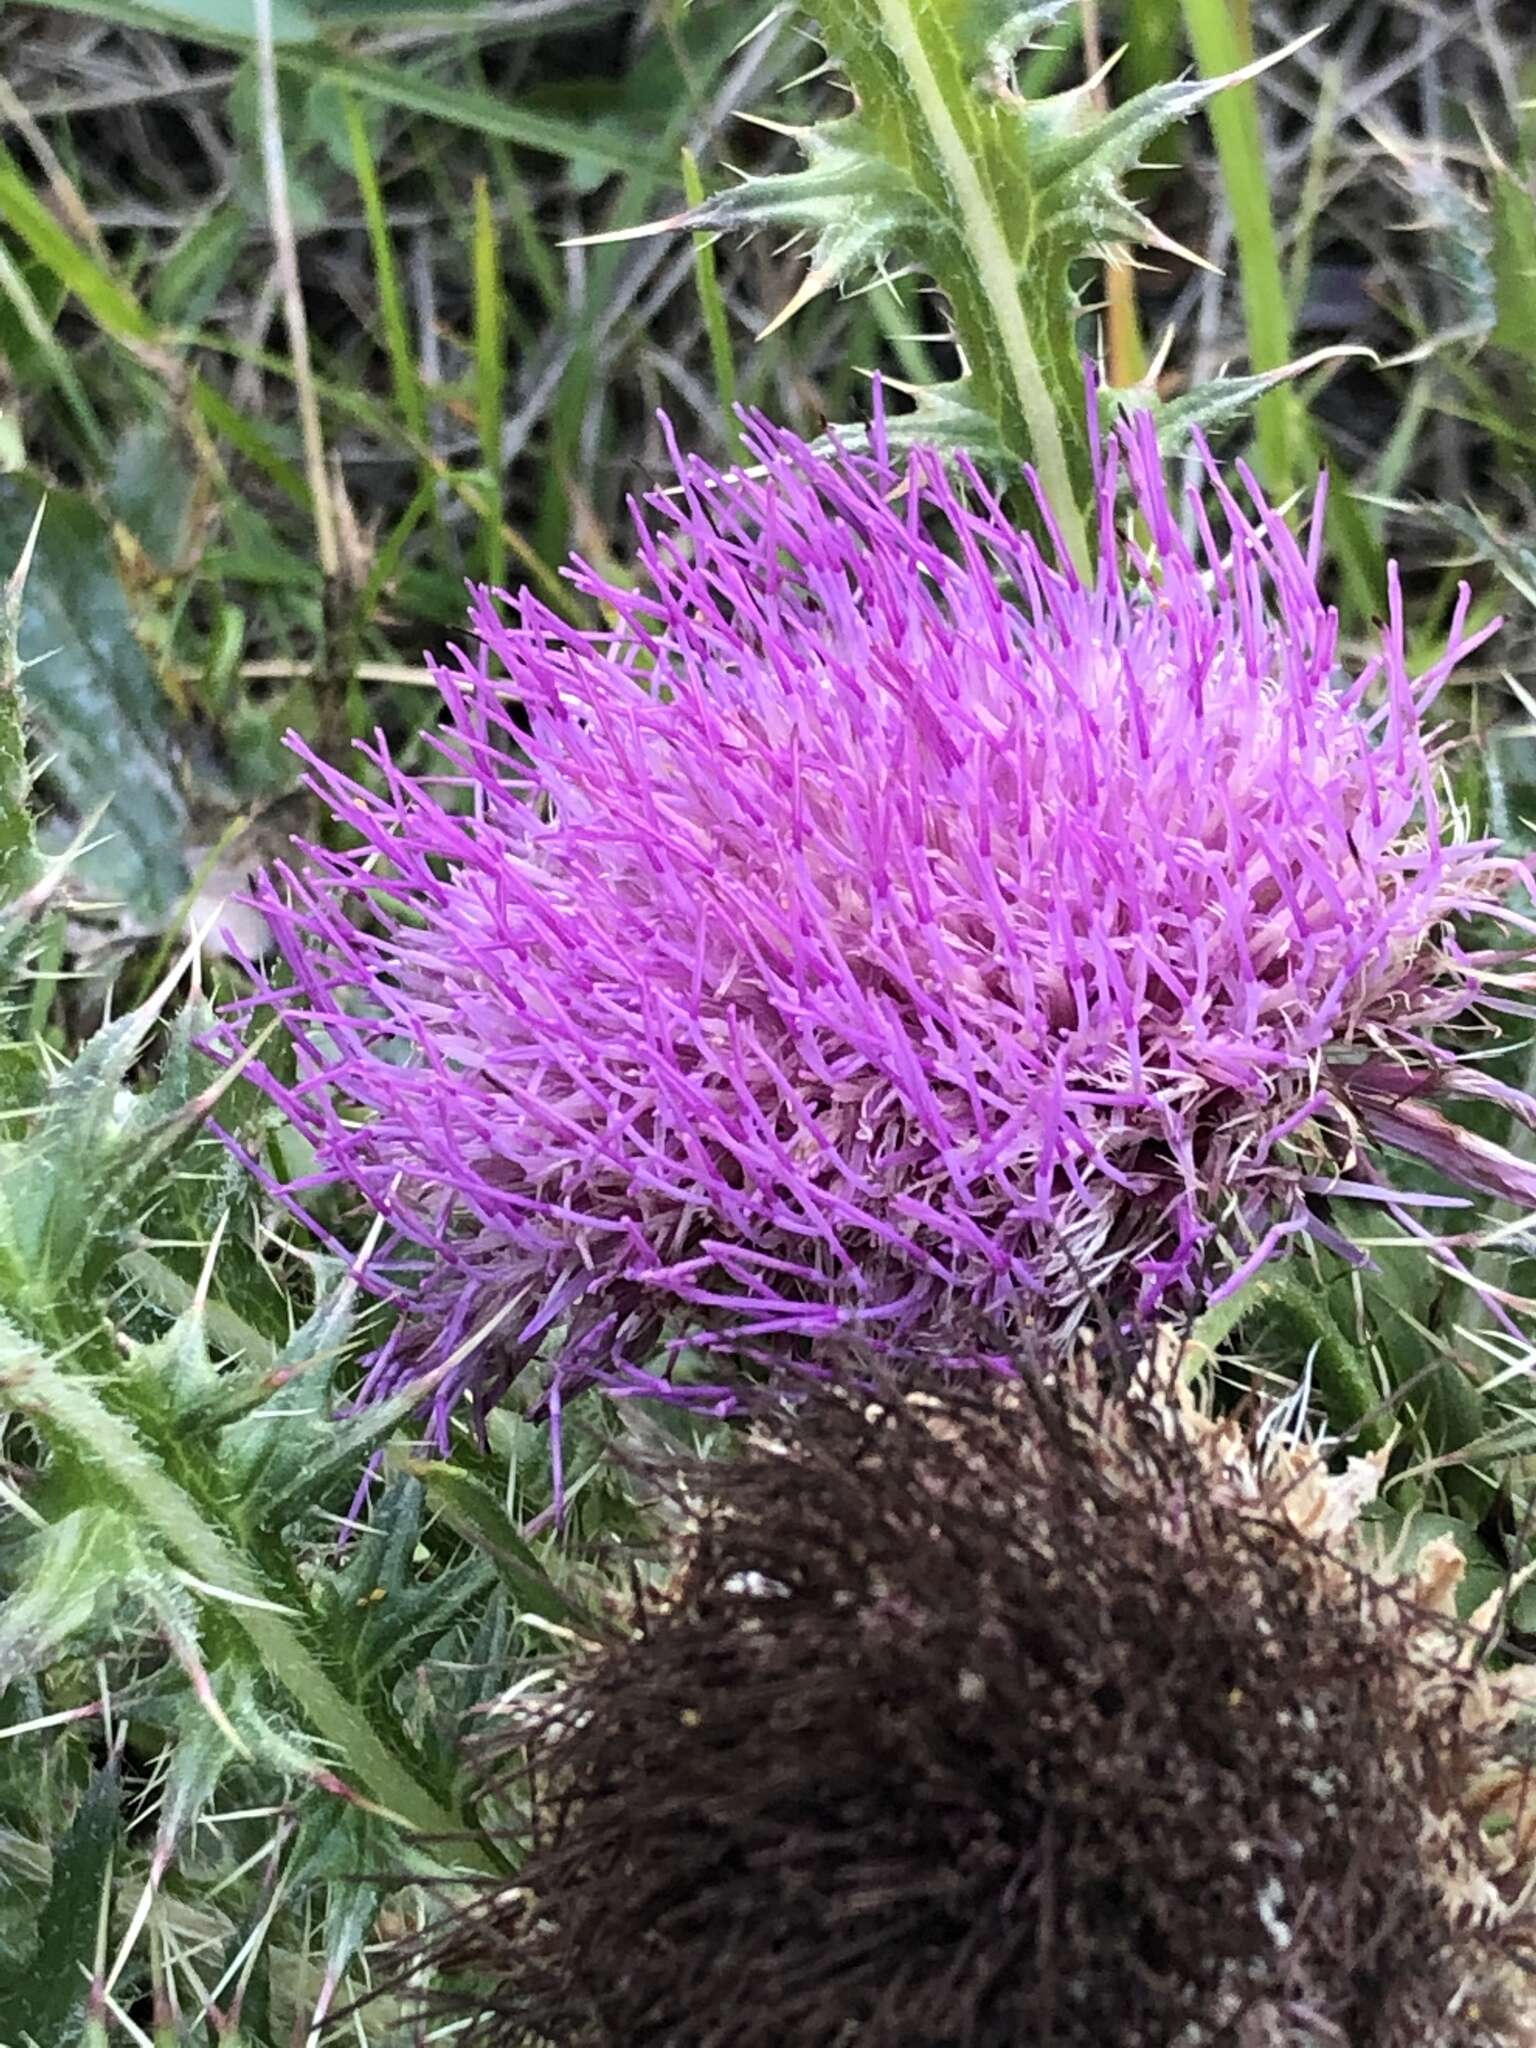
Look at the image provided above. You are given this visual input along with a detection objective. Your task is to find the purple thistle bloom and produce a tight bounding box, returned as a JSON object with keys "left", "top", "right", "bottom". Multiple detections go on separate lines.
{"left": 222, "top": 401, "right": 1535, "bottom": 1449}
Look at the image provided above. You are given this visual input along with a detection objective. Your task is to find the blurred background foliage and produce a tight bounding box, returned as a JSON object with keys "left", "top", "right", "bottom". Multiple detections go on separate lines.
{"left": 0, "top": 0, "right": 1535, "bottom": 2038}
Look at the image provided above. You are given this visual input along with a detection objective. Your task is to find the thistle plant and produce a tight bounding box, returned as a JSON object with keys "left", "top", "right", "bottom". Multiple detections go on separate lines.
{"left": 643, "top": 0, "right": 1329, "bottom": 566}
{"left": 223, "top": 401, "right": 1536, "bottom": 1455}
{"left": 10, "top": 5, "right": 1536, "bottom": 2045}
{"left": 409, "top": 1364, "right": 1536, "bottom": 2047}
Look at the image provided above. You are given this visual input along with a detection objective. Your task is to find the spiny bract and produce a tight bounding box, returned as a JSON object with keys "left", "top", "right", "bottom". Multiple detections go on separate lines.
{"left": 224, "top": 402, "right": 1531, "bottom": 1445}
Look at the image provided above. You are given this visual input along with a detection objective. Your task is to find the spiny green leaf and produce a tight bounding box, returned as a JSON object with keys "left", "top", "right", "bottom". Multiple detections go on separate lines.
{"left": 2, "top": 1323, "right": 482, "bottom": 1849}
{"left": 854, "top": 2, "right": 1079, "bottom": 87}
{"left": 205, "top": 1260, "right": 356, "bottom": 1433}
{"left": 0, "top": 479, "right": 188, "bottom": 923}
{"left": 2, "top": 991, "right": 204, "bottom": 1296}
{"left": 0, "top": 1508, "right": 160, "bottom": 1684}
{"left": 696, "top": 120, "right": 931, "bottom": 248}
{"left": 0, "top": 508, "right": 40, "bottom": 904}
{"left": 673, "top": 0, "right": 1319, "bottom": 551}
{"left": 129, "top": 1307, "right": 225, "bottom": 1421}
{"left": 283, "top": 1802, "right": 396, "bottom": 1991}
{"left": 880, "top": 378, "right": 1016, "bottom": 460}
{"left": 0, "top": 1758, "right": 120, "bottom": 2045}
{"left": 1186, "top": 1268, "right": 1387, "bottom": 1449}
{"left": 402, "top": 1454, "right": 612, "bottom": 1636}
{"left": 1020, "top": 65, "right": 1222, "bottom": 187}
{"left": 319, "top": 1475, "right": 496, "bottom": 1699}
{"left": 223, "top": 1337, "right": 472, "bottom": 1537}
{"left": 792, "top": 346, "right": 1369, "bottom": 492}
{"left": 814, "top": 0, "right": 1083, "bottom": 491}
{"left": 970, "top": 1, "right": 1076, "bottom": 72}
{"left": 152, "top": 1676, "right": 254, "bottom": 1871}
{"left": 1107, "top": 346, "right": 1376, "bottom": 447}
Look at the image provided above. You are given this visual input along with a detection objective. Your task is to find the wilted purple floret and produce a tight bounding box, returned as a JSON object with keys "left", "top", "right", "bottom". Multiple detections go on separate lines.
{"left": 225, "top": 402, "right": 1533, "bottom": 1447}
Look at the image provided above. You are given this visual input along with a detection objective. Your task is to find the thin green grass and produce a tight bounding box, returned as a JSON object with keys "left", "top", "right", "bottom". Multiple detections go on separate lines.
{"left": 472, "top": 173, "right": 507, "bottom": 591}
{"left": 345, "top": 90, "right": 429, "bottom": 464}
{"left": 681, "top": 145, "right": 741, "bottom": 456}
{"left": 1179, "top": 0, "right": 1299, "bottom": 492}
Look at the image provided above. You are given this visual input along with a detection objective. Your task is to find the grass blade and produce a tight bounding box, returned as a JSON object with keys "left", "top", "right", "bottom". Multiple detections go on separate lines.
{"left": 343, "top": 89, "right": 426, "bottom": 453}
{"left": 0, "top": 244, "right": 109, "bottom": 465}
{"left": 1179, "top": 0, "right": 1297, "bottom": 491}
{"left": 681, "top": 147, "right": 741, "bottom": 457}
{"left": 472, "top": 173, "right": 507, "bottom": 591}
{"left": 0, "top": 144, "right": 155, "bottom": 348}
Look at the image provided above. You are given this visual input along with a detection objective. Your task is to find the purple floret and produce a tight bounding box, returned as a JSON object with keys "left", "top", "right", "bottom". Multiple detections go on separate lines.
{"left": 221, "top": 400, "right": 1533, "bottom": 1448}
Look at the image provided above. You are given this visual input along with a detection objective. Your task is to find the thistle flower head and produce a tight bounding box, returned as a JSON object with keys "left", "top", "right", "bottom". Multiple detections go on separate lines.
{"left": 224, "top": 401, "right": 1532, "bottom": 1441}
{"left": 407, "top": 1365, "right": 1536, "bottom": 2047}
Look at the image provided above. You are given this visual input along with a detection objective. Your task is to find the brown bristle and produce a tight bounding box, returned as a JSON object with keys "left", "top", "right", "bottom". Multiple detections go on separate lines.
{"left": 408, "top": 1370, "right": 1536, "bottom": 2046}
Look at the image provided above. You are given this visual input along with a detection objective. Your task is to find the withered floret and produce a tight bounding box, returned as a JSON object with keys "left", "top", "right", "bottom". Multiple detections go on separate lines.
{"left": 413, "top": 1369, "right": 1536, "bottom": 2046}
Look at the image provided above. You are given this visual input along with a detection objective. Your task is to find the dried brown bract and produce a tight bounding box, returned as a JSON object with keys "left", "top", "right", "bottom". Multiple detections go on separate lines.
{"left": 412, "top": 1364, "right": 1536, "bottom": 2047}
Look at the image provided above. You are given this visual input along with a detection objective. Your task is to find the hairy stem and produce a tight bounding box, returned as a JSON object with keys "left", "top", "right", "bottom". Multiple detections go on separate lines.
{"left": 6, "top": 1326, "right": 487, "bottom": 1860}
{"left": 867, "top": 0, "right": 1089, "bottom": 571}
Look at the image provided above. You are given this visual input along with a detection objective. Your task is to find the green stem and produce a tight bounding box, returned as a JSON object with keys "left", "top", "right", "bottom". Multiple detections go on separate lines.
{"left": 1179, "top": 0, "right": 1295, "bottom": 491}
{"left": 869, "top": 0, "right": 1089, "bottom": 574}
{"left": 5, "top": 1328, "right": 486, "bottom": 1859}
{"left": 682, "top": 148, "right": 743, "bottom": 459}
